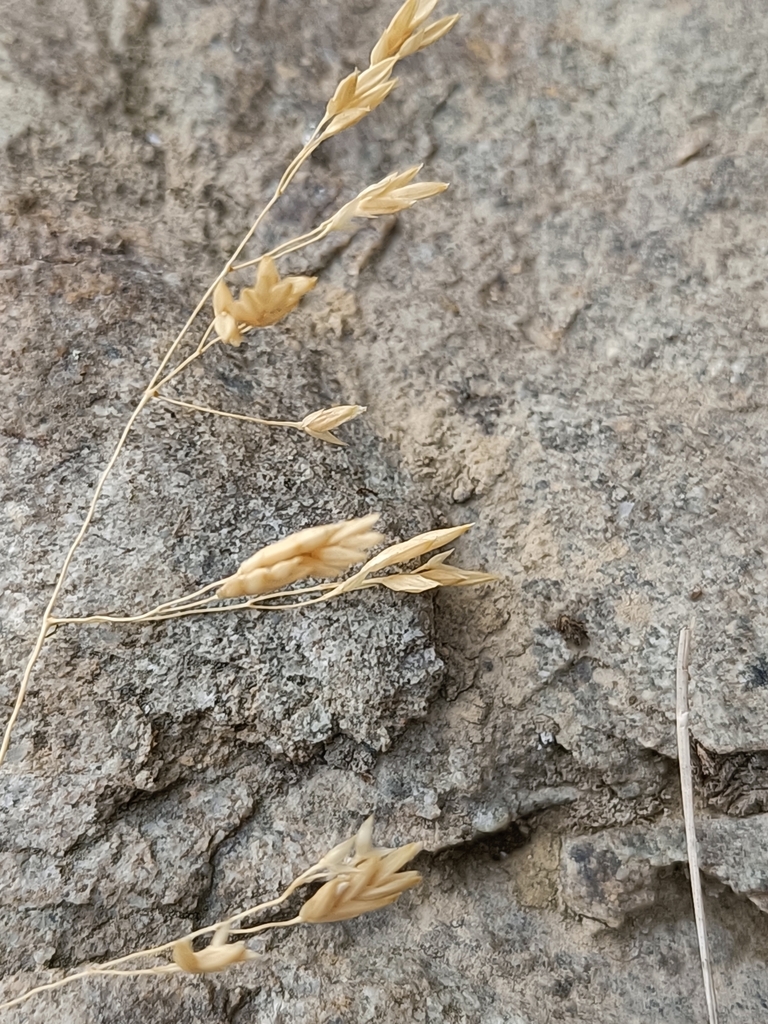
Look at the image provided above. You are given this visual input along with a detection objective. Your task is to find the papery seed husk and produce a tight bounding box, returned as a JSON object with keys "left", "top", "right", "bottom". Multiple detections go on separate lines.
{"left": 213, "top": 257, "right": 316, "bottom": 333}
{"left": 303, "top": 430, "right": 347, "bottom": 446}
{"left": 380, "top": 842, "right": 424, "bottom": 872}
{"left": 361, "top": 523, "right": 472, "bottom": 574}
{"left": 357, "top": 56, "right": 398, "bottom": 92}
{"left": 239, "top": 516, "right": 380, "bottom": 574}
{"left": 322, "top": 79, "right": 398, "bottom": 138}
{"left": 298, "top": 868, "right": 421, "bottom": 924}
{"left": 398, "top": 13, "right": 460, "bottom": 57}
{"left": 326, "top": 69, "right": 360, "bottom": 117}
{"left": 300, "top": 405, "right": 366, "bottom": 432}
{"left": 370, "top": 0, "right": 439, "bottom": 63}
{"left": 420, "top": 566, "right": 499, "bottom": 587}
{"left": 374, "top": 574, "right": 441, "bottom": 592}
{"left": 172, "top": 937, "right": 254, "bottom": 974}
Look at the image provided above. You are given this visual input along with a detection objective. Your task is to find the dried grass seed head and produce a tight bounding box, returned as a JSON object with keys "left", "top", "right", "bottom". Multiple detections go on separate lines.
{"left": 298, "top": 817, "right": 423, "bottom": 925}
{"left": 362, "top": 522, "right": 473, "bottom": 575}
{"left": 213, "top": 256, "right": 317, "bottom": 345}
{"left": 382, "top": 548, "right": 499, "bottom": 588}
{"left": 370, "top": 0, "right": 439, "bottom": 63}
{"left": 300, "top": 404, "right": 366, "bottom": 445}
{"left": 329, "top": 166, "right": 449, "bottom": 231}
{"left": 172, "top": 926, "right": 257, "bottom": 974}
{"left": 323, "top": 57, "right": 399, "bottom": 130}
{"left": 396, "top": 13, "right": 461, "bottom": 58}
{"left": 320, "top": 1, "right": 458, "bottom": 140}
{"left": 217, "top": 514, "right": 384, "bottom": 598}
{"left": 326, "top": 522, "right": 475, "bottom": 596}
{"left": 373, "top": 563, "right": 499, "bottom": 592}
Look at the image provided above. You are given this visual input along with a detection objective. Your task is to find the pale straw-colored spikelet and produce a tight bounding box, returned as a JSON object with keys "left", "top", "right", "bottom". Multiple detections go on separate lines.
{"left": 172, "top": 925, "right": 257, "bottom": 974}
{"left": 298, "top": 817, "right": 422, "bottom": 924}
{"left": 325, "top": 523, "right": 492, "bottom": 597}
{"left": 299, "top": 404, "right": 366, "bottom": 445}
{"left": 217, "top": 514, "right": 383, "bottom": 598}
{"left": 379, "top": 548, "right": 499, "bottom": 589}
{"left": 329, "top": 167, "right": 448, "bottom": 231}
{"left": 213, "top": 256, "right": 317, "bottom": 345}
{"left": 370, "top": 0, "right": 437, "bottom": 63}
{"left": 321, "top": 58, "right": 399, "bottom": 139}
{"left": 320, "top": 1, "right": 459, "bottom": 141}
{"left": 417, "top": 563, "right": 498, "bottom": 587}
{"left": 359, "top": 522, "right": 472, "bottom": 575}
{"left": 394, "top": 12, "right": 460, "bottom": 58}
{"left": 352, "top": 545, "right": 498, "bottom": 593}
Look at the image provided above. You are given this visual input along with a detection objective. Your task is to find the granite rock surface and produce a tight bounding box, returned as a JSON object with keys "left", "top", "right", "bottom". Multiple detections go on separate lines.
{"left": 2, "top": 0, "right": 768, "bottom": 1021}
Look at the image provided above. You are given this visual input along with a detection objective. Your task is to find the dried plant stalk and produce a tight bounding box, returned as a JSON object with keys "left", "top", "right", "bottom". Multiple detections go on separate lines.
{"left": 0, "top": 0, "right": 460, "bottom": 767}
{"left": 0, "top": 818, "right": 421, "bottom": 1012}
{"left": 676, "top": 627, "right": 719, "bottom": 1024}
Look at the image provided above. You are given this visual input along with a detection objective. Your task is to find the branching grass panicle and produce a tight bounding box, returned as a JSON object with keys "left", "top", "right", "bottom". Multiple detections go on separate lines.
{"left": 0, "top": 1, "right": 498, "bottom": 1013}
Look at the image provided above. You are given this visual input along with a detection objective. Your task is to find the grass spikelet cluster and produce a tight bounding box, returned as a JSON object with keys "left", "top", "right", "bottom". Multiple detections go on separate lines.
{"left": 216, "top": 515, "right": 384, "bottom": 599}
{"left": 297, "top": 817, "right": 423, "bottom": 925}
{"left": 212, "top": 255, "right": 317, "bottom": 344}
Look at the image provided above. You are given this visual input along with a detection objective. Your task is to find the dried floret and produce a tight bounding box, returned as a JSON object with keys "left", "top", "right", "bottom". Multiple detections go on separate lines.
{"left": 330, "top": 167, "right": 448, "bottom": 231}
{"left": 298, "top": 817, "right": 422, "bottom": 924}
{"left": 172, "top": 926, "right": 257, "bottom": 975}
{"left": 299, "top": 404, "right": 366, "bottom": 445}
{"left": 319, "top": 0, "right": 459, "bottom": 141}
{"left": 213, "top": 256, "right": 316, "bottom": 345}
{"left": 217, "top": 515, "right": 383, "bottom": 598}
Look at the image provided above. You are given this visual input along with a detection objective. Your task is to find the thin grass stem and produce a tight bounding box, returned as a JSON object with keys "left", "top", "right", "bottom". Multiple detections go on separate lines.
{"left": 230, "top": 916, "right": 302, "bottom": 937}
{"left": 0, "top": 885, "right": 302, "bottom": 1011}
{"left": 676, "top": 625, "right": 719, "bottom": 1024}
{"left": 154, "top": 396, "right": 302, "bottom": 431}
{"left": 153, "top": 335, "right": 220, "bottom": 393}
{"left": 91, "top": 966, "right": 180, "bottom": 978}
{"left": 47, "top": 581, "right": 340, "bottom": 627}
{"left": 0, "top": 121, "right": 326, "bottom": 768}
{"left": 232, "top": 220, "right": 335, "bottom": 273}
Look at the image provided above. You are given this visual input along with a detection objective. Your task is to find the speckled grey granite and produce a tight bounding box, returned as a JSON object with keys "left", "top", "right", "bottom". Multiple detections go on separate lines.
{"left": 3, "top": 0, "right": 768, "bottom": 1021}
{"left": 562, "top": 814, "right": 768, "bottom": 926}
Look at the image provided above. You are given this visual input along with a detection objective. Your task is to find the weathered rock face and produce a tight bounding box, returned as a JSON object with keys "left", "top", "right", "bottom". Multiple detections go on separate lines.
{"left": 562, "top": 815, "right": 768, "bottom": 927}
{"left": 2, "top": 0, "right": 768, "bottom": 1021}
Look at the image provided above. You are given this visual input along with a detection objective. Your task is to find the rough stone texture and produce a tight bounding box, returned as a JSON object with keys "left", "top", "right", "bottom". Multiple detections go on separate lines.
{"left": 562, "top": 814, "right": 768, "bottom": 927}
{"left": 3, "top": 0, "right": 768, "bottom": 1021}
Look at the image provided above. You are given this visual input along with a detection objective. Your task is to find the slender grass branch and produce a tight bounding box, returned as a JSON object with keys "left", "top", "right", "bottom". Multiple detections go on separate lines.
{"left": 0, "top": 121, "right": 323, "bottom": 770}
{"left": 153, "top": 333, "right": 220, "bottom": 393}
{"left": 48, "top": 590, "right": 334, "bottom": 627}
{"left": 47, "top": 580, "right": 341, "bottom": 627}
{"left": 154, "top": 396, "right": 303, "bottom": 432}
{"left": 233, "top": 219, "right": 335, "bottom": 273}
{"left": 0, "top": 885, "right": 302, "bottom": 1012}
